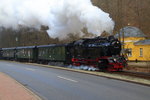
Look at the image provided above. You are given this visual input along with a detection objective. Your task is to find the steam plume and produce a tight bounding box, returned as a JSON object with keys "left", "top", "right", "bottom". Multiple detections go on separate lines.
{"left": 0, "top": 0, "right": 114, "bottom": 40}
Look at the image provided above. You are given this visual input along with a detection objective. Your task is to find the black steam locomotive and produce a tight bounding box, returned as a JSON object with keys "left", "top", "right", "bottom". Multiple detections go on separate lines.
{"left": 0, "top": 36, "right": 127, "bottom": 71}
{"left": 70, "top": 36, "right": 126, "bottom": 71}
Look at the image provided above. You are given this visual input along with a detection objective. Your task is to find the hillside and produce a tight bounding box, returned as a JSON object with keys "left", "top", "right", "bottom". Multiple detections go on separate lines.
{"left": 92, "top": 0, "right": 150, "bottom": 36}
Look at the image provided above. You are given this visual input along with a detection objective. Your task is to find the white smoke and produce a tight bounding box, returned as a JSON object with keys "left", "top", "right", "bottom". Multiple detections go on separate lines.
{"left": 0, "top": 0, "right": 114, "bottom": 40}
{"left": 68, "top": 65, "right": 98, "bottom": 71}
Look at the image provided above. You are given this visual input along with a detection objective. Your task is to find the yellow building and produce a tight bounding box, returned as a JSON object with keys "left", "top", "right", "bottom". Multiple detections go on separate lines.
{"left": 117, "top": 26, "right": 150, "bottom": 61}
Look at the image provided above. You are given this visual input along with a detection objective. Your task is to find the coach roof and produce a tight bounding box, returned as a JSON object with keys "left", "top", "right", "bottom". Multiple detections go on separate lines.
{"left": 16, "top": 46, "right": 36, "bottom": 49}
{"left": 37, "top": 44, "right": 66, "bottom": 48}
{"left": 2, "top": 47, "right": 16, "bottom": 50}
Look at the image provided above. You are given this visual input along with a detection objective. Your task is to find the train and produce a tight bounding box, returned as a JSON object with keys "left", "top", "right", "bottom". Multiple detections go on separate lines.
{"left": 0, "top": 36, "right": 127, "bottom": 71}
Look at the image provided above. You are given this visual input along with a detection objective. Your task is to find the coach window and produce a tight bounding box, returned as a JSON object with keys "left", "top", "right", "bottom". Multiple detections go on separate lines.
{"left": 139, "top": 48, "right": 143, "bottom": 57}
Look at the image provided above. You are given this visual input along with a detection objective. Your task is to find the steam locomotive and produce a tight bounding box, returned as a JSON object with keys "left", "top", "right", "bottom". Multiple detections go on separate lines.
{"left": 0, "top": 36, "right": 127, "bottom": 71}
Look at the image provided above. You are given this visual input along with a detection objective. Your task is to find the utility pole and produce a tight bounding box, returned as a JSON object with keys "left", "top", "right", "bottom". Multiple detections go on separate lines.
{"left": 118, "top": 0, "right": 125, "bottom": 55}
{"left": 117, "top": 0, "right": 121, "bottom": 41}
{"left": 122, "top": 27, "right": 125, "bottom": 51}
{"left": 121, "top": 0, "right": 125, "bottom": 55}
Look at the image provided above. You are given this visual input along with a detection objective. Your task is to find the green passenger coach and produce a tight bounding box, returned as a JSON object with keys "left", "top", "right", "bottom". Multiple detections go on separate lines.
{"left": 2, "top": 47, "right": 16, "bottom": 60}
{"left": 16, "top": 46, "right": 37, "bottom": 62}
{"left": 37, "top": 44, "right": 67, "bottom": 63}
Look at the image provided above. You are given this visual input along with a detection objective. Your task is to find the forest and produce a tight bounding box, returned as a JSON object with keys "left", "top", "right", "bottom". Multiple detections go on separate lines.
{"left": 0, "top": 0, "right": 149, "bottom": 48}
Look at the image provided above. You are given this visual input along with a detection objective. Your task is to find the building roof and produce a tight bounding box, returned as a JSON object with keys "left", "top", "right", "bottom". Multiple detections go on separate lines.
{"left": 134, "top": 39, "right": 150, "bottom": 45}
{"left": 115, "top": 26, "right": 146, "bottom": 38}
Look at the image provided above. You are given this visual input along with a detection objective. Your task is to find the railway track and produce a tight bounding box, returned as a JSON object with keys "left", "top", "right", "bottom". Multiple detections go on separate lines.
{"left": 111, "top": 71, "right": 150, "bottom": 80}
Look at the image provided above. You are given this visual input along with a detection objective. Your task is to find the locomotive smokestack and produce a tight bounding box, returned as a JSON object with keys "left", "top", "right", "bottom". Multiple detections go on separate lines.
{"left": 0, "top": 0, "right": 114, "bottom": 40}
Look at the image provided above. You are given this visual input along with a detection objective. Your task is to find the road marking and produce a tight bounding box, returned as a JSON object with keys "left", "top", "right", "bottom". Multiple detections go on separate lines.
{"left": 25, "top": 68, "right": 36, "bottom": 71}
{"left": 57, "top": 76, "right": 78, "bottom": 83}
{"left": 6, "top": 64, "right": 13, "bottom": 66}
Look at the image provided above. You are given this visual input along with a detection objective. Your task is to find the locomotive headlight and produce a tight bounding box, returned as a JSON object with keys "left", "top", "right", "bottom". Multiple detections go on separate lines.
{"left": 113, "top": 59, "right": 117, "bottom": 62}
{"left": 98, "top": 60, "right": 101, "bottom": 63}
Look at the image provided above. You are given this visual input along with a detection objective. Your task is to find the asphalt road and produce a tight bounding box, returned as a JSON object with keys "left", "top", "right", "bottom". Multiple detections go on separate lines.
{"left": 0, "top": 61, "right": 150, "bottom": 100}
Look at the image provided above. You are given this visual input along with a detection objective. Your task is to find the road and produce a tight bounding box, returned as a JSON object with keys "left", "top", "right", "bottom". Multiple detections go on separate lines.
{"left": 0, "top": 61, "right": 150, "bottom": 100}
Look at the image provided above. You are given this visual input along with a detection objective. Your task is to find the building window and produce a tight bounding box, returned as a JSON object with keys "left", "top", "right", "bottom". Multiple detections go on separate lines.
{"left": 139, "top": 48, "right": 143, "bottom": 57}
{"left": 127, "top": 48, "right": 132, "bottom": 57}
